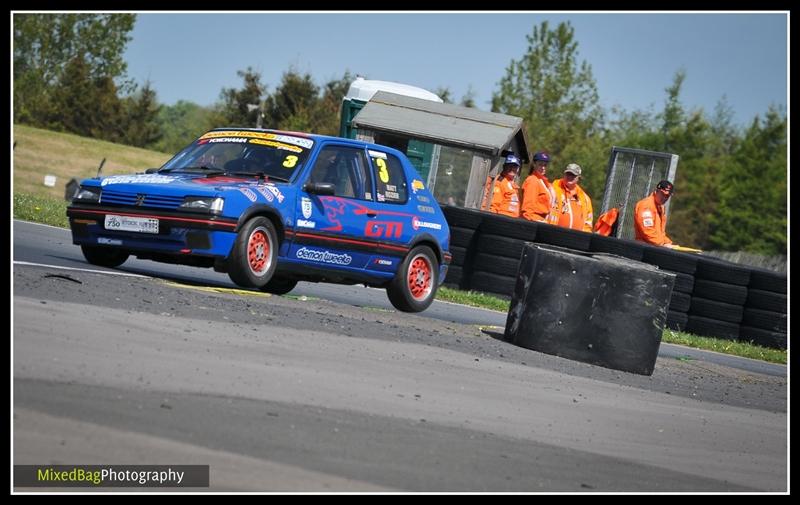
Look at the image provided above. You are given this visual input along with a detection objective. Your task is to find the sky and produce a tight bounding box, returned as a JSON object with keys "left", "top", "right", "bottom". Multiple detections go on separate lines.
{"left": 123, "top": 12, "right": 788, "bottom": 128}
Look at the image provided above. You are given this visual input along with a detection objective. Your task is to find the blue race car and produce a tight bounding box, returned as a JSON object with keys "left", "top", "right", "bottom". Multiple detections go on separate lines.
{"left": 67, "top": 128, "right": 451, "bottom": 312}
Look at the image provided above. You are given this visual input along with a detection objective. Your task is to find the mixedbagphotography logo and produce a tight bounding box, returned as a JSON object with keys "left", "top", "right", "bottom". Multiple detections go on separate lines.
{"left": 14, "top": 465, "right": 209, "bottom": 488}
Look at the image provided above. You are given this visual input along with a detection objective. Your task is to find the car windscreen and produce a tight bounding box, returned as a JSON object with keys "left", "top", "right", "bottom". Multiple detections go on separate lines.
{"left": 160, "top": 131, "right": 314, "bottom": 182}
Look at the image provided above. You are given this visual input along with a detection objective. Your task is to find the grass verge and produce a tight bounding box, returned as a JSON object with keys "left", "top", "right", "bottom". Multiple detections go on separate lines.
{"left": 13, "top": 192, "right": 69, "bottom": 228}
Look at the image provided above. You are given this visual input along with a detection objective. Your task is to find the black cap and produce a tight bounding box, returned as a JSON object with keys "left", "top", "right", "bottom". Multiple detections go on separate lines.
{"left": 656, "top": 180, "right": 674, "bottom": 193}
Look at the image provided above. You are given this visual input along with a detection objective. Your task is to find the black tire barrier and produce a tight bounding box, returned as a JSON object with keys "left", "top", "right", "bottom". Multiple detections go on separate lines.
{"left": 476, "top": 234, "right": 528, "bottom": 259}
{"left": 442, "top": 205, "right": 484, "bottom": 230}
{"left": 588, "top": 234, "right": 647, "bottom": 261}
{"left": 692, "top": 279, "right": 748, "bottom": 305}
{"left": 689, "top": 297, "right": 744, "bottom": 324}
{"left": 738, "top": 325, "right": 787, "bottom": 350}
{"left": 479, "top": 212, "right": 539, "bottom": 241}
{"left": 473, "top": 253, "right": 522, "bottom": 277}
{"left": 666, "top": 310, "right": 689, "bottom": 331}
{"left": 694, "top": 256, "right": 751, "bottom": 286}
{"left": 746, "top": 289, "right": 788, "bottom": 313}
{"left": 504, "top": 245, "right": 674, "bottom": 375}
{"left": 470, "top": 271, "right": 516, "bottom": 297}
{"left": 449, "top": 226, "right": 477, "bottom": 249}
{"left": 748, "top": 267, "right": 787, "bottom": 294}
{"left": 742, "top": 307, "right": 787, "bottom": 333}
{"left": 449, "top": 246, "right": 468, "bottom": 267}
{"left": 533, "top": 223, "right": 593, "bottom": 251}
{"left": 443, "top": 265, "right": 463, "bottom": 287}
{"left": 672, "top": 272, "right": 695, "bottom": 294}
{"left": 686, "top": 315, "right": 740, "bottom": 341}
{"left": 668, "top": 291, "right": 691, "bottom": 313}
{"left": 641, "top": 247, "right": 698, "bottom": 275}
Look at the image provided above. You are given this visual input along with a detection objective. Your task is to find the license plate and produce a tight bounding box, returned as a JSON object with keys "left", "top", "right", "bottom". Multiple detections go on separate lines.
{"left": 104, "top": 214, "right": 159, "bottom": 234}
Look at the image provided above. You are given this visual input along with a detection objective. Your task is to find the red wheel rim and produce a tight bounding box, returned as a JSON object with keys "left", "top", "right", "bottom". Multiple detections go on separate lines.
{"left": 407, "top": 254, "right": 433, "bottom": 301}
{"left": 247, "top": 227, "right": 271, "bottom": 275}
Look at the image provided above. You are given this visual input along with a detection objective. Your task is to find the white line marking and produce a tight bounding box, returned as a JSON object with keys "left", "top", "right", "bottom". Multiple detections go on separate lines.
{"left": 13, "top": 261, "right": 151, "bottom": 279}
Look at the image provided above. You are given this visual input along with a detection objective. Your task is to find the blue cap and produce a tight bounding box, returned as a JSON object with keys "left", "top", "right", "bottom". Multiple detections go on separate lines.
{"left": 533, "top": 151, "right": 550, "bottom": 163}
{"left": 504, "top": 154, "right": 521, "bottom": 166}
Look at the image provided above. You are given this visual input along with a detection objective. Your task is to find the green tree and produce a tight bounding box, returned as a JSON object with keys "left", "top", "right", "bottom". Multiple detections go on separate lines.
{"left": 709, "top": 108, "right": 787, "bottom": 255}
{"left": 121, "top": 81, "right": 163, "bottom": 147}
{"left": 48, "top": 54, "right": 125, "bottom": 142}
{"left": 13, "top": 13, "right": 136, "bottom": 125}
{"left": 218, "top": 67, "right": 266, "bottom": 127}
{"left": 264, "top": 69, "right": 320, "bottom": 131}
{"left": 152, "top": 101, "right": 224, "bottom": 153}
{"left": 312, "top": 71, "right": 354, "bottom": 135}
{"left": 491, "top": 21, "right": 605, "bottom": 196}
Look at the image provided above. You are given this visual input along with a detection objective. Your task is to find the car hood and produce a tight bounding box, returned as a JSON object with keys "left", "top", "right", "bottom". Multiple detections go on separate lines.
{"left": 95, "top": 173, "right": 278, "bottom": 195}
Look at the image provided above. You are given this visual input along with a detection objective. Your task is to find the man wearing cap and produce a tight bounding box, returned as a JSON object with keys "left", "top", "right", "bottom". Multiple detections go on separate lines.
{"left": 552, "top": 163, "right": 594, "bottom": 232}
{"left": 633, "top": 180, "right": 675, "bottom": 247}
{"left": 520, "top": 151, "right": 556, "bottom": 223}
{"left": 485, "top": 154, "right": 521, "bottom": 217}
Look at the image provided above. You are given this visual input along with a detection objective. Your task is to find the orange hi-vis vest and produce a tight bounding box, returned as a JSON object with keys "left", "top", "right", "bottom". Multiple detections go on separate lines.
{"left": 594, "top": 207, "right": 619, "bottom": 236}
{"left": 551, "top": 179, "right": 594, "bottom": 232}
{"left": 634, "top": 193, "right": 672, "bottom": 246}
{"left": 487, "top": 175, "right": 520, "bottom": 217}
{"left": 520, "top": 172, "right": 556, "bottom": 223}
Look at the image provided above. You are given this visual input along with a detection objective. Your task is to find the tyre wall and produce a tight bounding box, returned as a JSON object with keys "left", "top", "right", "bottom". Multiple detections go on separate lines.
{"left": 441, "top": 205, "right": 787, "bottom": 349}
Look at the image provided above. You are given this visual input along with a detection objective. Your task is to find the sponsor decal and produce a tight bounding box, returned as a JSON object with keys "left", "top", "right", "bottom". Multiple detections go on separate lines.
{"left": 265, "top": 184, "right": 284, "bottom": 203}
{"left": 98, "top": 237, "right": 123, "bottom": 245}
{"left": 296, "top": 219, "right": 316, "bottom": 228}
{"left": 411, "top": 216, "right": 442, "bottom": 230}
{"left": 375, "top": 258, "right": 393, "bottom": 266}
{"left": 254, "top": 186, "right": 274, "bottom": 202}
{"left": 368, "top": 150, "right": 387, "bottom": 159}
{"left": 376, "top": 193, "right": 386, "bottom": 202}
{"left": 386, "top": 184, "right": 397, "bottom": 191}
{"left": 385, "top": 191, "right": 400, "bottom": 200}
{"left": 248, "top": 138, "right": 303, "bottom": 152}
{"left": 208, "top": 137, "right": 247, "bottom": 143}
{"left": 239, "top": 188, "right": 257, "bottom": 202}
{"left": 411, "top": 179, "right": 425, "bottom": 193}
{"left": 296, "top": 247, "right": 352, "bottom": 265}
{"left": 643, "top": 218, "right": 654, "bottom": 227}
{"left": 642, "top": 210, "right": 653, "bottom": 218}
{"left": 417, "top": 205, "right": 435, "bottom": 214}
{"left": 101, "top": 174, "right": 176, "bottom": 186}
{"left": 416, "top": 195, "right": 430, "bottom": 203}
{"left": 301, "top": 197, "right": 313, "bottom": 219}
{"left": 365, "top": 221, "right": 403, "bottom": 238}
{"left": 199, "top": 131, "right": 314, "bottom": 149}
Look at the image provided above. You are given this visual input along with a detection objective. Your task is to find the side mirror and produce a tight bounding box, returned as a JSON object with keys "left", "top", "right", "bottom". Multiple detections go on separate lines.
{"left": 303, "top": 182, "right": 336, "bottom": 196}
{"left": 145, "top": 168, "right": 160, "bottom": 174}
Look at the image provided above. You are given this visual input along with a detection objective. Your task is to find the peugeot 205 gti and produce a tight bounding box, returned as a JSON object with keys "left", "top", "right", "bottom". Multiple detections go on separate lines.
{"left": 67, "top": 128, "right": 451, "bottom": 312}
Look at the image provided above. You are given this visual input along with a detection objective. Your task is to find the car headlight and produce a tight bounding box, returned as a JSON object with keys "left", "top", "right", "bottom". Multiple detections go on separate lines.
{"left": 73, "top": 186, "right": 101, "bottom": 203}
{"left": 180, "top": 196, "right": 224, "bottom": 215}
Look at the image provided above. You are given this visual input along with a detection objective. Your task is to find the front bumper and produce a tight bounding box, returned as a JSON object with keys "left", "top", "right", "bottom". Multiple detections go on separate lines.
{"left": 67, "top": 204, "right": 239, "bottom": 256}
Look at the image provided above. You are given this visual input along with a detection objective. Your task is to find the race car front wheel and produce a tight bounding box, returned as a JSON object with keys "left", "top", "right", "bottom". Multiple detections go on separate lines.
{"left": 387, "top": 245, "right": 439, "bottom": 313}
{"left": 228, "top": 216, "right": 278, "bottom": 288}
{"left": 259, "top": 276, "right": 298, "bottom": 295}
{"left": 80, "top": 245, "right": 129, "bottom": 267}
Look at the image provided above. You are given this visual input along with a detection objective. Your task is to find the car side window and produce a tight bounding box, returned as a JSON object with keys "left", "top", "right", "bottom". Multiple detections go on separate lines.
{"left": 370, "top": 151, "right": 408, "bottom": 204}
{"left": 308, "top": 146, "right": 372, "bottom": 200}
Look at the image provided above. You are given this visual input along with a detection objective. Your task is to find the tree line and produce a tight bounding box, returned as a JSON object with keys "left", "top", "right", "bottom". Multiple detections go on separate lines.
{"left": 13, "top": 15, "right": 786, "bottom": 256}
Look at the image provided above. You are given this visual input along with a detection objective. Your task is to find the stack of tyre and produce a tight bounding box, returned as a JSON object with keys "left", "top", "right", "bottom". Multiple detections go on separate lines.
{"left": 739, "top": 267, "right": 787, "bottom": 349}
{"left": 441, "top": 206, "right": 483, "bottom": 290}
{"left": 632, "top": 246, "right": 697, "bottom": 333}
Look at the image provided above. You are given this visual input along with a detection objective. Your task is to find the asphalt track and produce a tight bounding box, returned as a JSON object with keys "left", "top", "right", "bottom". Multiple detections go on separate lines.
{"left": 12, "top": 220, "right": 787, "bottom": 492}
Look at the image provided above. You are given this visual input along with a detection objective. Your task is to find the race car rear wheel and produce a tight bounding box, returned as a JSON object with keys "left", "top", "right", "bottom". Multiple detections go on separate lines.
{"left": 228, "top": 216, "right": 278, "bottom": 288}
{"left": 387, "top": 245, "right": 439, "bottom": 313}
{"left": 80, "top": 245, "right": 129, "bottom": 267}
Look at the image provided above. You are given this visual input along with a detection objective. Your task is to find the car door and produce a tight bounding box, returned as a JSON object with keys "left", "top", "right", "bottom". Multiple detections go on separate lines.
{"left": 290, "top": 144, "right": 385, "bottom": 272}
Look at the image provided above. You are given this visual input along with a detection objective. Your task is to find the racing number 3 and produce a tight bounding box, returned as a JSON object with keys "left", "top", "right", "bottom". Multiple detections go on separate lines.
{"left": 283, "top": 155, "right": 298, "bottom": 168}
{"left": 376, "top": 158, "right": 390, "bottom": 183}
